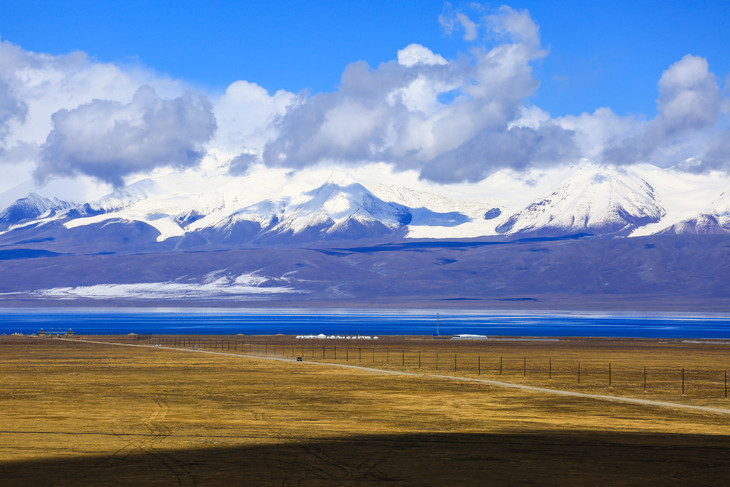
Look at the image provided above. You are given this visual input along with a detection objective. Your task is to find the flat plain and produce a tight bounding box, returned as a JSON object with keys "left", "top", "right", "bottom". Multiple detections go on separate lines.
{"left": 2, "top": 335, "right": 730, "bottom": 486}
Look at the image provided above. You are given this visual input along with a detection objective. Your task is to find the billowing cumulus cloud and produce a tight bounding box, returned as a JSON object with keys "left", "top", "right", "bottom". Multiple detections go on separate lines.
{"left": 261, "top": 6, "right": 575, "bottom": 182}
{"left": 557, "top": 107, "right": 641, "bottom": 163}
{"left": 396, "top": 44, "right": 448, "bottom": 68}
{"left": 0, "top": 80, "right": 26, "bottom": 140}
{"left": 2, "top": 3, "right": 730, "bottom": 197}
{"left": 257, "top": 6, "right": 730, "bottom": 181}
{"left": 0, "top": 40, "right": 183, "bottom": 149}
{"left": 689, "top": 128, "right": 730, "bottom": 173}
{"left": 212, "top": 80, "right": 296, "bottom": 158}
{"left": 656, "top": 55, "right": 721, "bottom": 134}
{"left": 36, "top": 86, "right": 216, "bottom": 187}
{"left": 601, "top": 54, "right": 726, "bottom": 168}
{"left": 422, "top": 123, "right": 578, "bottom": 183}
{"left": 0, "top": 39, "right": 196, "bottom": 200}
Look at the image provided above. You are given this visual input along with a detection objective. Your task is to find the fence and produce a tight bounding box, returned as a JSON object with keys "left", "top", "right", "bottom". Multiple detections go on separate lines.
{"left": 125, "top": 335, "right": 730, "bottom": 401}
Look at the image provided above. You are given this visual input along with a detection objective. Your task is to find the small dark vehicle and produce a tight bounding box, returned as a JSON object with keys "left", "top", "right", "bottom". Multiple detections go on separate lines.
{"left": 296, "top": 357, "right": 303, "bottom": 362}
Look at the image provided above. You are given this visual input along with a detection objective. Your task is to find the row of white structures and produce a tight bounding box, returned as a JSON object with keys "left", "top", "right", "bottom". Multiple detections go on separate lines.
{"left": 295, "top": 334, "right": 379, "bottom": 340}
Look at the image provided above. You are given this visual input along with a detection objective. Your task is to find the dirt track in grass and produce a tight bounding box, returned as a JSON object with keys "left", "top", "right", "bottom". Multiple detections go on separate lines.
{"left": 2, "top": 336, "right": 730, "bottom": 486}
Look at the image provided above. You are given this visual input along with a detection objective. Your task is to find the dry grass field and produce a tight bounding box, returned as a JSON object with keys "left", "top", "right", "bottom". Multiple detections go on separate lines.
{"left": 138, "top": 334, "right": 730, "bottom": 407}
{"left": 2, "top": 335, "right": 730, "bottom": 486}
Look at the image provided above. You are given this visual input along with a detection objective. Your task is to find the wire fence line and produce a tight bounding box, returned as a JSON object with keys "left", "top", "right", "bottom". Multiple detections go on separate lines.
{"left": 126, "top": 335, "right": 730, "bottom": 400}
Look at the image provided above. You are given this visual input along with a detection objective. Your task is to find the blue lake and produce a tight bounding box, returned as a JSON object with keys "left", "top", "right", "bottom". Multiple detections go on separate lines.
{"left": 2, "top": 308, "right": 730, "bottom": 338}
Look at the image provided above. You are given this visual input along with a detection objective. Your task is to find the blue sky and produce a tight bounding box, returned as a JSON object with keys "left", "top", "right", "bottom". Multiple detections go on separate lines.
{"left": 2, "top": 0, "right": 728, "bottom": 117}
{"left": 0, "top": 0, "right": 729, "bottom": 198}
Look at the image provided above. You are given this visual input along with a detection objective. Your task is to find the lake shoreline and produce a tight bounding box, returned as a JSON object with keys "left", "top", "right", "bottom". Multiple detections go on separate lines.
{"left": 3, "top": 307, "right": 730, "bottom": 339}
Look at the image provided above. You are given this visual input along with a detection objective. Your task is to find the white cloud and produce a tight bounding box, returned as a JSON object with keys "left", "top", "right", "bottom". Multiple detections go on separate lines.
{"left": 36, "top": 85, "right": 216, "bottom": 187}
{"left": 456, "top": 12, "right": 479, "bottom": 41}
{"left": 261, "top": 6, "right": 562, "bottom": 182}
{"left": 0, "top": 39, "right": 196, "bottom": 197}
{"left": 601, "top": 54, "right": 727, "bottom": 168}
{"left": 0, "top": 40, "right": 184, "bottom": 149}
{"left": 0, "top": 79, "right": 27, "bottom": 144}
{"left": 656, "top": 55, "right": 722, "bottom": 135}
{"left": 487, "top": 5, "right": 541, "bottom": 50}
{"left": 439, "top": 4, "right": 479, "bottom": 41}
{"left": 2, "top": 5, "right": 730, "bottom": 200}
{"left": 557, "top": 107, "right": 642, "bottom": 163}
{"left": 397, "top": 44, "right": 448, "bottom": 67}
{"left": 212, "top": 80, "right": 296, "bottom": 157}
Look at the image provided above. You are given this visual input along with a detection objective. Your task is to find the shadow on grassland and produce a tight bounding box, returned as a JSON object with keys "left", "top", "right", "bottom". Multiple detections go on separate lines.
{"left": 2, "top": 431, "right": 730, "bottom": 486}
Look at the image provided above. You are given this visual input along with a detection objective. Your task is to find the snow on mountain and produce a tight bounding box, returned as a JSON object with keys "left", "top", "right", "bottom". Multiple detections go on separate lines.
{"left": 3, "top": 161, "right": 730, "bottom": 246}
{"left": 274, "top": 182, "right": 408, "bottom": 232}
{"left": 63, "top": 179, "right": 191, "bottom": 241}
{"left": 197, "top": 182, "right": 413, "bottom": 245}
{"left": 628, "top": 165, "right": 730, "bottom": 236}
{"left": 0, "top": 193, "right": 73, "bottom": 231}
{"left": 659, "top": 213, "right": 729, "bottom": 235}
{"left": 369, "top": 183, "right": 491, "bottom": 238}
{"left": 495, "top": 164, "right": 665, "bottom": 237}
{"left": 657, "top": 191, "right": 730, "bottom": 235}
{"left": 715, "top": 192, "right": 730, "bottom": 217}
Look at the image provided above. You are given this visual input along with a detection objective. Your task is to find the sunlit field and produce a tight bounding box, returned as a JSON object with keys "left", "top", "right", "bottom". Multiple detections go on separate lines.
{"left": 2, "top": 336, "right": 730, "bottom": 486}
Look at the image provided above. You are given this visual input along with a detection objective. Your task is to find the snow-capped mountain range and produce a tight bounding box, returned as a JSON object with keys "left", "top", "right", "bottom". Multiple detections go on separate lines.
{"left": 1, "top": 161, "right": 729, "bottom": 251}
{"left": 1, "top": 160, "right": 729, "bottom": 309}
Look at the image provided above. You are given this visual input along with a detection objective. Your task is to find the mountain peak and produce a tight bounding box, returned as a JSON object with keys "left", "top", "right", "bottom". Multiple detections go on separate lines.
{"left": 0, "top": 193, "right": 73, "bottom": 231}
{"left": 1, "top": 163, "right": 729, "bottom": 247}
{"left": 496, "top": 164, "right": 665, "bottom": 237}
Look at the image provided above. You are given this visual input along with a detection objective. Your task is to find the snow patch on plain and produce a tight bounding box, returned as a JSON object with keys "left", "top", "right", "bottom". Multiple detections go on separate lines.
{"left": 24, "top": 273, "right": 298, "bottom": 300}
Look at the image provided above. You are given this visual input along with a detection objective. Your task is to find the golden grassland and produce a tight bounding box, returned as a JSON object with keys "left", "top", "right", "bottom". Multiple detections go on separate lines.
{"left": 2, "top": 335, "right": 730, "bottom": 486}
{"left": 139, "top": 334, "right": 730, "bottom": 407}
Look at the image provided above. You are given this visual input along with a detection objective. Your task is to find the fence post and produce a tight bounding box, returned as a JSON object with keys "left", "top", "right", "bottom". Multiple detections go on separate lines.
{"left": 372, "top": 348, "right": 375, "bottom": 364}
{"left": 643, "top": 366, "right": 647, "bottom": 392}
{"left": 682, "top": 368, "right": 685, "bottom": 395}
{"left": 609, "top": 363, "right": 612, "bottom": 387}
{"left": 436, "top": 352, "right": 439, "bottom": 371}
{"left": 402, "top": 349, "right": 404, "bottom": 368}
{"left": 454, "top": 353, "right": 457, "bottom": 372}
{"left": 549, "top": 357, "right": 552, "bottom": 380}
{"left": 578, "top": 361, "right": 581, "bottom": 385}
{"left": 334, "top": 346, "right": 337, "bottom": 360}
{"left": 418, "top": 351, "right": 421, "bottom": 369}
{"left": 499, "top": 356, "right": 502, "bottom": 376}
{"left": 478, "top": 355, "right": 481, "bottom": 376}
{"left": 386, "top": 348, "right": 389, "bottom": 364}
{"left": 359, "top": 347, "right": 362, "bottom": 362}
{"left": 725, "top": 370, "right": 727, "bottom": 399}
{"left": 523, "top": 356, "right": 526, "bottom": 377}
